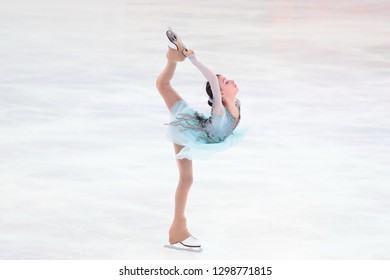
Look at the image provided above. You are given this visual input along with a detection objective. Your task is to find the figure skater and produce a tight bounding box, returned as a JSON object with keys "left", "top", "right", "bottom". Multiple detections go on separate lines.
{"left": 156, "top": 28, "right": 244, "bottom": 252}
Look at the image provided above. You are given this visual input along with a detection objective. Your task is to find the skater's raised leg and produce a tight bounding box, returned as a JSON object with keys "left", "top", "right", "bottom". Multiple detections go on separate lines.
{"left": 156, "top": 48, "right": 186, "bottom": 111}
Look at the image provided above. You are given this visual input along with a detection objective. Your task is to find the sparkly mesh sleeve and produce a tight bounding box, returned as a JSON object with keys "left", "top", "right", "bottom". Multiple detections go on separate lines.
{"left": 188, "top": 56, "right": 224, "bottom": 117}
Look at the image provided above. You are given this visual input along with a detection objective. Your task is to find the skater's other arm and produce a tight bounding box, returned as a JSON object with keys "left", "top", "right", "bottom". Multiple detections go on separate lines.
{"left": 185, "top": 50, "right": 224, "bottom": 116}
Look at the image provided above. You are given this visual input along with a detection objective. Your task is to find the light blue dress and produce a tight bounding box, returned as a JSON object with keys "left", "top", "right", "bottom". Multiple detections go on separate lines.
{"left": 165, "top": 56, "right": 246, "bottom": 160}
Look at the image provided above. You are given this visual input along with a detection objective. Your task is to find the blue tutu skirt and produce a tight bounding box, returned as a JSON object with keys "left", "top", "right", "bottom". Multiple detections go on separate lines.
{"left": 165, "top": 100, "right": 246, "bottom": 160}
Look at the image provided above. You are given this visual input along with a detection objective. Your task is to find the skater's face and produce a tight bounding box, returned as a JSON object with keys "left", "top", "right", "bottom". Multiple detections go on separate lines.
{"left": 218, "top": 75, "right": 238, "bottom": 98}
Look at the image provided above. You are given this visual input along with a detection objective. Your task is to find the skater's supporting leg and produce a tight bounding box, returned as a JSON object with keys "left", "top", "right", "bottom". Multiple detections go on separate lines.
{"left": 169, "top": 143, "right": 193, "bottom": 243}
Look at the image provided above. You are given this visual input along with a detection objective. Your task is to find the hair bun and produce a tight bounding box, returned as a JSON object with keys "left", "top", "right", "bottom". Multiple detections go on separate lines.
{"left": 205, "top": 81, "right": 214, "bottom": 107}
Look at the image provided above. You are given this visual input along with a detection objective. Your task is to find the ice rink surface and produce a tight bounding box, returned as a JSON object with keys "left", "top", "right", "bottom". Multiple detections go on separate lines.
{"left": 0, "top": 0, "right": 389, "bottom": 259}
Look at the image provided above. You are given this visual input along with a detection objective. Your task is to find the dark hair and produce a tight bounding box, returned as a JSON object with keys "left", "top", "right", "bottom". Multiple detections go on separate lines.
{"left": 205, "top": 74, "right": 221, "bottom": 107}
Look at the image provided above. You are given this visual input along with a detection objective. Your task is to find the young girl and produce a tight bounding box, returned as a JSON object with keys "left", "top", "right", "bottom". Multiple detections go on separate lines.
{"left": 156, "top": 28, "right": 244, "bottom": 252}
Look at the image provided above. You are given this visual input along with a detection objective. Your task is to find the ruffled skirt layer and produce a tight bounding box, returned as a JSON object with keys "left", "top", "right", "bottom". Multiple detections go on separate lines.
{"left": 165, "top": 100, "right": 246, "bottom": 160}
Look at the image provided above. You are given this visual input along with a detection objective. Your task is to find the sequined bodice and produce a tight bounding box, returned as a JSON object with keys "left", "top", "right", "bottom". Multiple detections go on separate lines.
{"left": 205, "top": 100, "right": 241, "bottom": 143}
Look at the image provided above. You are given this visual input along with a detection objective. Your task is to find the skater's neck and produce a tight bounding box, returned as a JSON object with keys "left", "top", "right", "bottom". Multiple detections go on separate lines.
{"left": 223, "top": 97, "right": 239, "bottom": 119}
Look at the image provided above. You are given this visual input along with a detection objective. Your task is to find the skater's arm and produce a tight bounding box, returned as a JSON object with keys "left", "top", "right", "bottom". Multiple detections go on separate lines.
{"left": 187, "top": 53, "right": 224, "bottom": 116}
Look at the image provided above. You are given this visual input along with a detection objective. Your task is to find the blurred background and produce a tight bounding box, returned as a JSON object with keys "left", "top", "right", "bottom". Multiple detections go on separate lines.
{"left": 0, "top": 0, "right": 389, "bottom": 259}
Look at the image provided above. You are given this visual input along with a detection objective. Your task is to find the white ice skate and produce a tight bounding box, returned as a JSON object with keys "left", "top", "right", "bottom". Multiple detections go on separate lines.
{"left": 166, "top": 27, "right": 188, "bottom": 55}
{"left": 164, "top": 236, "right": 202, "bottom": 252}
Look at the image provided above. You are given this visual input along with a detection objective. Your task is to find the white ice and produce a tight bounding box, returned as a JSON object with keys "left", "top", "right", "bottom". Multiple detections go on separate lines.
{"left": 0, "top": 0, "right": 390, "bottom": 259}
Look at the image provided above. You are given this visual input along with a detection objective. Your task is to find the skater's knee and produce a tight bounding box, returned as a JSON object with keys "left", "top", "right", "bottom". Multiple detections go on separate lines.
{"left": 155, "top": 76, "right": 162, "bottom": 89}
{"left": 179, "top": 174, "right": 193, "bottom": 187}
{"left": 156, "top": 76, "right": 169, "bottom": 91}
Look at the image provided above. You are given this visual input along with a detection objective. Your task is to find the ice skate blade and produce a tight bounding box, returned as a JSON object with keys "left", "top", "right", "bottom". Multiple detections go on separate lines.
{"left": 164, "top": 243, "right": 203, "bottom": 253}
{"left": 165, "top": 27, "right": 188, "bottom": 55}
{"left": 166, "top": 27, "right": 177, "bottom": 50}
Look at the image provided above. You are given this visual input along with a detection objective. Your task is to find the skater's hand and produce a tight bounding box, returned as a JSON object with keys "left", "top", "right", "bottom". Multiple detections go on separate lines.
{"left": 184, "top": 49, "right": 195, "bottom": 57}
